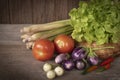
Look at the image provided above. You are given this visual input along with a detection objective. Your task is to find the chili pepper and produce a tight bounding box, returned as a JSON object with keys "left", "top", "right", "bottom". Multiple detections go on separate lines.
{"left": 97, "top": 63, "right": 111, "bottom": 72}
{"left": 104, "top": 63, "right": 111, "bottom": 69}
{"left": 100, "top": 57, "right": 114, "bottom": 66}
{"left": 82, "top": 65, "right": 98, "bottom": 75}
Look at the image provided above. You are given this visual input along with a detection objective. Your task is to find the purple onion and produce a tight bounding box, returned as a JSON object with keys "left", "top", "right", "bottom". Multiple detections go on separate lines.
{"left": 72, "top": 47, "right": 87, "bottom": 61}
{"left": 55, "top": 54, "right": 69, "bottom": 64}
{"left": 87, "top": 57, "right": 99, "bottom": 65}
{"left": 76, "top": 60, "right": 86, "bottom": 70}
{"left": 62, "top": 60, "right": 74, "bottom": 71}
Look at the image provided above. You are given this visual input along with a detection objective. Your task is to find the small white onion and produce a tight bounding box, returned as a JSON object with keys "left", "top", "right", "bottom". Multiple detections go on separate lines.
{"left": 54, "top": 66, "right": 64, "bottom": 76}
{"left": 43, "top": 63, "right": 52, "bottom": 72}
{"left": 46, "top": 70, "right": 56, "bottom": 79}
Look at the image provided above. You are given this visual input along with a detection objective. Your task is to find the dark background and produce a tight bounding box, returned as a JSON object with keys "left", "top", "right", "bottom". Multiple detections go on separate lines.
{"left": 0, "top": 0, "right": 80, "bottom": 24}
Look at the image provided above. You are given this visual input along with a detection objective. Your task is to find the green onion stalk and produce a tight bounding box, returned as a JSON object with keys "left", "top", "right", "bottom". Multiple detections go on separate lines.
{"left": 20, "top": 19, "right": 74, "bottom": 49}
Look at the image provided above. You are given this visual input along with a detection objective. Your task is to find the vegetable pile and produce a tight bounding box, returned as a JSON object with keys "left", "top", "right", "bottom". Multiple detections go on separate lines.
{"left": 43, "top": 63, "right": 64, "bottom": 79}
{"left": 20, "top": 0, "right": 120, "bottom": 79}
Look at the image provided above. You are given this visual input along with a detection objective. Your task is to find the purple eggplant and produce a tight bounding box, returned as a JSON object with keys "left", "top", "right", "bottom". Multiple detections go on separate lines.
{"left": 72, "top": 47, "right": 87, "bottom": 61}
{"left": 55, "top": 54, "right": 69, "bottom": 64}
{"left": 87, "top": 56, "right": 99, "bottom": 65}
{"left": 62, "top": 59, "right": 74, "bottom": 71}
{"left": 76, "top": 60, "right": 86, "bottom": 70}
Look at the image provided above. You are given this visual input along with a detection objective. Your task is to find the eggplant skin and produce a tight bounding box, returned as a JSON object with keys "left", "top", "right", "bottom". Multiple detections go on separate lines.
{"left": 79, "top": 41, "right": 120, "bottom": 59}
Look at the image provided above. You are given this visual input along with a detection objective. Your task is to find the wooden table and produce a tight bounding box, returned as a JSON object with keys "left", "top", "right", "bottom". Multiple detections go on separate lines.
{"left": 0, "top": 24, "right": 120, "bottom": 80}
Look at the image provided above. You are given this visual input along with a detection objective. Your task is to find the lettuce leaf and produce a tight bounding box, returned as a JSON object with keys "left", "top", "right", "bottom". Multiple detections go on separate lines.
{"left": 69, "top": 0, "right": 120, "bottom": 45}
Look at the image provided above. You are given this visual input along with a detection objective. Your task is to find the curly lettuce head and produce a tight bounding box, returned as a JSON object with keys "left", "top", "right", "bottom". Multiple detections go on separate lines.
{"left": 69, "top": 0, "right": 120, "bottom": 45}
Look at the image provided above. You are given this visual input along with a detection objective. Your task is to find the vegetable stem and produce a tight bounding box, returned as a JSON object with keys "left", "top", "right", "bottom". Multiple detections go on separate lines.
{"left": 92, "top": 47, "right": 114, "bottom": 51}
{"left": 26, "top": 41, "right": 34, "bottom": 49}
{"left": 28, "top": 26, "right": 73, "bottom": 41}
{"left": 21, "top": 19, "right": 70, "bottom": 34}
{"left": 48, "top": 30, "right": 72, "bottom": 41}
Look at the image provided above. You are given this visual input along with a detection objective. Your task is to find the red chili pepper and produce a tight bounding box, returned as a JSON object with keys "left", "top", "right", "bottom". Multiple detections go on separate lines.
{"left": 97, "top": 63, "right": 111, "bottom": 72}
{"left": 100, "top": 57, "right": 114, "bottom": 66}
{"left": 104, "top": 63, "right": 111, "bottom": 69}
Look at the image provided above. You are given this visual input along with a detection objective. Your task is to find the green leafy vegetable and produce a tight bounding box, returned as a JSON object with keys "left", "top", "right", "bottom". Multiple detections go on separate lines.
{"left": 69, "top": 0, "right": 120, "bottom": 45}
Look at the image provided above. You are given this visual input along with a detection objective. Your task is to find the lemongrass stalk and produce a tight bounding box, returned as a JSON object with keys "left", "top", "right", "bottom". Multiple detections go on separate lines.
{"left": 21, "top": 34, "right": 32, "bottom": 43}
{"left": 26, "top": 41, "right": 34, "bottom": 49}
{"left": 21, "top": 19, "right": 70, "bottom": 34}
{"left": 22, "top": 38, "right": 28, "bottom": 43}
{"left": 27, "top": 26, "right": 73, "bottom": 41}
{"left": 26, "top": 30, "right": 72, "bottom": 49}
{"left": 21, "top": 34, "right": 31, "bottom": 39}
{"left": 47, "top": 30, "right": 73, "bottom": 41}
{"left": 21, "top": 26, "right": 73, "bottom": 43}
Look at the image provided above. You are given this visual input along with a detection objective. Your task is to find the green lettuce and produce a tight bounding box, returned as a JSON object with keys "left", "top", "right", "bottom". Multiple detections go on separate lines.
{"left": 69, "top": 0, "right": 120, "bottom": 45}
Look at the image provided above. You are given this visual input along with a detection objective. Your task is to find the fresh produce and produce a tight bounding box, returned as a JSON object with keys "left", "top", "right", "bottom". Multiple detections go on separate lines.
{"left": 54, "top": 34, "right": 75, "bottom": 53}
{"left": 46, "top": 70, "right": 56, "bottom": 79}
{"left": 32, "top": 39, "right": 55, "bottom": 61}
{"left": 27, "top": 26, "right": 73, "bottom": 42}
{"left": 43, "top": 63, "right": 65, "bottom": 79}
{"left": 87, "top": 48, "right": 99, "bottom": 65}
{"left": 54, "top": 66, "right": 64, "bottom": 76}
{"left": 43, "top": 63, "right": 52, "bottom": 72}
{"left": 21, "top": 20, "right": 70, "bottom": 34}
{"left": 62, "top": 60, "right": 75, "bottom": 71}
{"left": 69, "top": 0, "right": 120, "bottom": 45}
{"left": 20, "top": 20, "right": 73, "bottom": 49}
{"left": 20, "top": 0, "right": 120, "bottom": 78}
{"left": 97, "top": 63, "right": 111, "bottom": 72}
{"left": 20, "top": 0, "right": 120, "bottom": 58}
{"left": 76, "top": 60, "right": 86, "bottom": 70}
{"left": 87, "top": 56, "right": 99, "bottom": 65}
{"left": 82, "top": 53, "right": 120, "bottom": 74}
{"left": 69, "top": 0, "right": 120, "bottom": 58}
{"left": 100, "top": 57, "right": 114, "bottom": 66}
{"left": 26, "top": 41, "right": 34, "bottom": 49}
{"left": 55, "top": 54, "right": 70, "bottom": 64}
{"left": 80, "top": 41, "right": 120, "bottom": 59}
{"left": 103, "top": 63, "right": 111, "bottom": 70}
{"left": 72, "top": 47, "right": 87, "bottom": 61}
{"left": 82, "top": 65, "right": 98, "bottom": 74}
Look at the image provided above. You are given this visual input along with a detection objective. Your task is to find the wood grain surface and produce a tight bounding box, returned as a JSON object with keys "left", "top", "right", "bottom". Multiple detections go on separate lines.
{"left": 0, "top": 0, "right": 10, "bottom": 23}
{"left": 0, "top": 0, "right": 79, "bottom": 24}
{"left": 0, "top": 24, "right": 120, "bottom": 80}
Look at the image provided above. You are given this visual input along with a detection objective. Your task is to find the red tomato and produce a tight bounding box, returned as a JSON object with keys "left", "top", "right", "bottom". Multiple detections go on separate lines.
{"left": 32, "top": 39, "right": 55, "bottom": 61}
{"left": 54, "top": 34, "right": 74, "bottom": 53}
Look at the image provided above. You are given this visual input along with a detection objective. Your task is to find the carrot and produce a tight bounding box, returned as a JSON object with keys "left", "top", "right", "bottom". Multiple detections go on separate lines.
{"left": 82, "top": 65, "right": 98, "bottom": 74}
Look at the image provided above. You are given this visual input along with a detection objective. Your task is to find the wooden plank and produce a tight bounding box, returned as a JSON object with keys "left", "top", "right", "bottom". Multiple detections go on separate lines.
{"left": 67, "top": 0, "right": 79, "bottom": 15}
{"left": 9, "top": 0, "right": 32, "bottom": 24}
{"left": 33, "top": 0, "right": 73, "bottom": 24}
{"left": 0, "top": 0, "right": 85, "bottom": 24}
{"left": 0, "top": 24, "right": 30, "bottom": 41}
{"left": 0, "top": 0, "right": 10, "bottom": 23}
{"left": 32, "top": 0, "right": 55, "bottom": 24}
{"left": 44, "top": 0, "right": 55, "bottom": 23}
{"left": 32, "top": 0, "right": 45, "bottom": 24}
{"left": 54, "top": 0, "right": 68, "bottom": 21}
